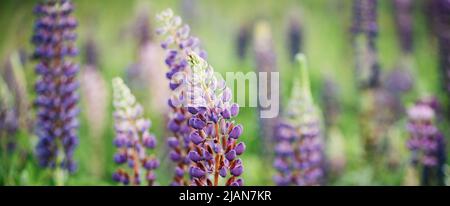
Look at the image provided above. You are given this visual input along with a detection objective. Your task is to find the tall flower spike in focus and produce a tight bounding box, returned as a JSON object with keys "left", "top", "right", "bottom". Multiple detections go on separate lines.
{"left": 184, "top": 52, "right": 245, "bottom": 186}
{"left": 112, "top": 77, "right": 159, "bottom": 186}
{"left": 156, "top": 8, "right": 206, "bottom": 186}
{"left": 273, "top": 54, "right": 325, "bottom": 186}
{"left": 32, "top": 0, "right": 79, "bottom": 179}
{"left": 406, "top": 99, "right": 446, "bottom": 186}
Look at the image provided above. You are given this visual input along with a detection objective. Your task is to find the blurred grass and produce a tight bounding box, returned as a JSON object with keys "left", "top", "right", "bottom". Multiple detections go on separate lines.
{"left": 0, "top": 0, "right": 447, "bottom": 186}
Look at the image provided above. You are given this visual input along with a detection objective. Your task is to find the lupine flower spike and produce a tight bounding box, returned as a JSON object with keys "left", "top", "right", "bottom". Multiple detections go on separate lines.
{"left": 393, "top": 0, "right": 413, "bottom": 54}
{"left": 0, "top": 53, "right": 33, "bottom": 185}
{"left": 386, "top": 0, "right": 414, "bottom": 120}
{"left": 273, "top": 54, "right": 325, "bottom": 186}
{"left": 128, "top": 10, "right": 169, "bottom": 115}
{"left": 112, "top": 77, "right": 159, "bottom": 186}
{"left": 0, "top": 73, "right": 18, "bottom": 155}
{"left": 1, "top": 53, "right": 31, "bottom": 147}
{"left": 352, "top": 0, "right": 390, "bottom": 158}
{"left": 287, "top": 17, "right": 303, "bottom": 62}
{"left": 253, "top": 21, "right": 279, "bottom": 152}
{"left": 431, "top": 0, "right": 450, "bottom": 117}
{"left": 235, "top": 23, "right": 250, "bottom": 60}
{"left": 391, "top": 0, "right": 414, "bottom": 92}
{"left": 321, "top": 78, "right": 340, "bottom": 128}
{"left": 185, "top": 52, "right": 245, "bottom": 186}
{"left": 80, "top": 39, "right": 109, "bottom": 177}
{"left": 351, "top": 0, "right": 380, "bottom": 88}
{"left": 32, "top": 0, "right": 79, "bottom": 184}
{"left": 1, "top": 53, "right": 31, "bottom": 131}
{"left": 156, "top": 8, "right": 206, "bottom": 186}
{"left": 321, "top": 78, "right": 346, "bottom": 176}
{"left": 406, "top": 99, "right": 446, "bottom": 186}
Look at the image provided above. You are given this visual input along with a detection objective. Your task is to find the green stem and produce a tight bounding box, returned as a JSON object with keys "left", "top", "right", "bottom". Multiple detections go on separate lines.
{"left": 54, "top": 139, "right": 66, "bottom": 186}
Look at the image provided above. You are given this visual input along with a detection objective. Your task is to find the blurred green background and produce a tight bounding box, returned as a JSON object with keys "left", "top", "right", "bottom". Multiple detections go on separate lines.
{"left": 0, "top": 0, "right": 447, "bottom": 186}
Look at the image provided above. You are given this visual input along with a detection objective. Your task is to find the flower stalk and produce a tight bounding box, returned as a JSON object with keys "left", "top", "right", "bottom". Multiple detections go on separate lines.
{"left": 111, "top": 77, "right": 159, "bottom": 186}
{"left": 273, "top": 54, "right": 325, "bottom": 186}
{"left": 32, "top": 0, "right": 79, "bottom": 183}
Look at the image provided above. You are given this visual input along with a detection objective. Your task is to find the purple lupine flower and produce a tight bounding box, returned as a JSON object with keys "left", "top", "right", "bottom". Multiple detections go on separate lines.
{"left": 1, "top": 54, "right": 31, "bottom": 131}
{"left": 127, "top": 9, "right": 169, "bottom": 116}
{"left": 321, "top": 78, "right": 340, "bottom": 128}
{"left": 431, "top": 0, "right": 450, "bottom": 99}
{"left": 352, "top": 0, "right": 390, "bottom": 159}
{"left": 80, "top": 39, "right": 108, "bottom": 177}
{"left": 393, "top": 0, "right": 413, "bottom": 54}
{"left": 287, "top": 17, "right": 302, "bottom": 62}
{"left": 406, "top": 98, "right": 446, "bottom": 185}
{"left": 273, "top": 54, "right": 325, "bottom": 186}
{"left": 134, "top": 10, "right": 152, "bottom": 46}
{"left": 81, "top": 39, "right": 108, "bottom": 139}
{"left": 380, "top": 65, "right": 414, "bottom": 122}
{"left": 0, "top": 74, "right": 19, "bottom": 154}
{"left": 127, "top": 10, "right": 152, "bottom": 88}
{"left": 183, "top": 52, "right": 245, "bottom": 186}
{"left": 111, "top": 77, "right": 159, "bottom": 186}
{"left": 235, "top": 23, "right": 250, "bottom": 60}
{"left": 32, "top": 0, "right": 79, "bottom": 174}
{"left": 156, "top": 9, "right": 207, "bottom": 186}
{"left": 253, "top": 21, "right": 279, "bottom": 152}
{"left": 84, "top": 38, "right": 98, "bottom": 67}
{"left": 351, "top": 0, "right": 380, "bottom": 89}
{"left": 320, "top": 77, "right": 347, "bottom": 175}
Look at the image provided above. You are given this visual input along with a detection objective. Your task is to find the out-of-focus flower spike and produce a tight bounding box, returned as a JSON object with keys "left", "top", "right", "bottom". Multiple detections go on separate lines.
{"left": 287, "top": 16, "right": 303, "bottom": 62}
{"left": 253, "top": 20, "right": 279, "bottom": 152}
{"left": 351, "top": 0, "right": 380, "bottom": 89}
{"left": 111, "top": 77, "right": 159, "bottom": 186}
{"left": 393, "top": 0, "right": 414, "bottom": 54}
{"left": 273, "top": 54, "right": 325, "bottom": 186}
{"left": 406, "top": 97, "right": 446, "bottom": 186}
{"left": 80, "top": 38, "right": 108, "bottom": 178}
{"left": 235, "top": 23, "right": 251, "bottom": 60}
{"left": 32, "top": 0, "right": 79, "bottom": 180}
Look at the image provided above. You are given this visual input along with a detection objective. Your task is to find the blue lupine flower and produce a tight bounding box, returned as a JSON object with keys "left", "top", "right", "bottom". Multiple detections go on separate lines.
{"left": 33, "top": 0, "right": 79, "bottom": 174}
{"left": 184, "top": 52, "right": 245, "bottom": 186}
{"left": 273, "top": 54, "right": 325, "bottom": 186}
{"left": 156, "top": 8, "right": 207, "bottom": 186}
